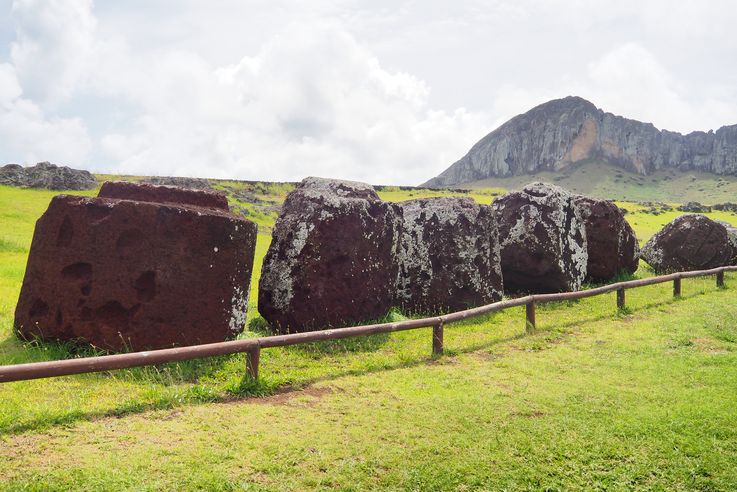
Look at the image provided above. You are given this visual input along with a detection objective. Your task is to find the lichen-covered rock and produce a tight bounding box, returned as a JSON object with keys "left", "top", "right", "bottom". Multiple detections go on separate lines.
{"left": 14, "top": 183, "right": 257, "bottom": 352}
{"left": 573, "top": 196, "right": 639, "bottom": 281}
{"left": 395, "top": 197, "right": 503, "bottom": 314}
{"left": 258, "top": 177, "right": 402, "bottom": 333}
{"left": 641, "top": 214, "right": 735, "bottom": 273}
{"left": 491, "top": 182, "right": 588, "bottom": 293}
{"left": 0, "top": 162, "right": 97, "bottom": 190}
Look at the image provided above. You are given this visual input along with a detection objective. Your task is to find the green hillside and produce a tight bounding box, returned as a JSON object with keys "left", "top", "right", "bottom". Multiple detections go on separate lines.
{"left": 462, "top": 161, "right": 737, "bottom": 204}
{"left": 1, "top": 181, "right": 737, "bottom": 489}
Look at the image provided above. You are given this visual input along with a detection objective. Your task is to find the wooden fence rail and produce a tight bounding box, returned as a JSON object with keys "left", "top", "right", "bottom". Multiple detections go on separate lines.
{"left": 1, "top": 265, "right": 735, "bottom": 384}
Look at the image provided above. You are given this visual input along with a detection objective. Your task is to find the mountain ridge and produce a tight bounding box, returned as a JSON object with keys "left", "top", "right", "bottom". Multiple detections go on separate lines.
{"left": 423, "top": 96, "right": 737, "bottom": 187}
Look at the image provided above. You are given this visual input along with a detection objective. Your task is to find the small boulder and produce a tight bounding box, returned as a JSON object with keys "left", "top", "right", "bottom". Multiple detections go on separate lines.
{"left": 491, "top": 182, "right": 588, "bottom": 293}
{"left": 641, "top": 214, "right": 735, "bottom": 273}
{"left": 573, "top": 196, "right": 639, "bottom": 281}
{"left": 395, "top": 197, "right": 503, "bottom": 314}
{"left": 258, "top": 177, "right": 402, "bottom": 333}
{"left": 15, "top": 182, "right": 257, "bottom": 351}
{"left": 677, "top": 201, "right": 711, "bottom": 213}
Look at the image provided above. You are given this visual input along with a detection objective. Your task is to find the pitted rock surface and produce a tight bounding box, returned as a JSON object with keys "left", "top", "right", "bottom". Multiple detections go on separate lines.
{"left": 492, "top": 182, "right": 588, "bottom": 293}
{"left": 395, "top": 197, "right": 503, "bottom": 313}
{"left": 99, "top": 181, "right": 229, "bottom": 210}
{"left": 640, "top": 214, "right": 735, "bottom": 273}
{"left": 15, "top": 185, "right": 257, "bottom": 352}
{"left": 573, "top": 196, "right": 639, "bottom": 281}
{"left": 0, "top": 162, "right": 97, "bottom": 190}
{"left": 258, "top": 177, "right": 402, "bottom": 333}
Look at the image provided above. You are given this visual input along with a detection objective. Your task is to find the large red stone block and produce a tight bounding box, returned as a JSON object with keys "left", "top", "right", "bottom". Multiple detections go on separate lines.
{"left": 14, "top": 184, "right": 257, "bottom": 352}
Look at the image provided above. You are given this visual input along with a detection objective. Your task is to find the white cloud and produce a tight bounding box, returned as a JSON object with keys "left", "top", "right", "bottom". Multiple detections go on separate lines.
{"left": 1, "top": 0, "right": 737, "bottom": 183}
{"left": 577, "top": 43, "right": 737, "bottom": 134}
{"left": 10, "top": 0, "right": 96, "bottom": 106}
{"left": 89, "top": 22, "right": 491, "bottom": 184}
{"left": 0, "top": 60, "right": 92, "bottom": 164}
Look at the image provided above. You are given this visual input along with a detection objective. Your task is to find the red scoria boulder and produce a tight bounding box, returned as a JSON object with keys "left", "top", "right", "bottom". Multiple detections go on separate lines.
{"left": 395, "top": 197, "right": 503, "bottom": 313}
{"left": 640, "top": 214, "right": 736, "bottom": 273}
{"left": 258, "top": 177, "right": 402, "bottom": 333}
{"left": 491, "top": 182, "right": 588, "bottom": 293}
{"left": 573, "top": 196, "right": 639, "bottom": 281}
{"left": 14, "top": 182, "right": 257, "bottom": 352}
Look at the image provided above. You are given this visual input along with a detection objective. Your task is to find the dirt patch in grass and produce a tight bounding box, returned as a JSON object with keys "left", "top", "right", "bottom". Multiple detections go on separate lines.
{"left": 245, "top": 385, "right": 334, "bottom": 407}
{"left": 692, "top": 337, "right": 727, "bottom": 354}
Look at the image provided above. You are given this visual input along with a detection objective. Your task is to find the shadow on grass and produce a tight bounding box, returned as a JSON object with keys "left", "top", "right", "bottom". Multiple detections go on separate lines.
{"left": 0, "top": 283, "right": 729, "bottom": 436}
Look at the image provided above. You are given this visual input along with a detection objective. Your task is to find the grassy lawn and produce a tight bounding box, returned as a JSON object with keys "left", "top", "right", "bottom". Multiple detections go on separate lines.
{"left": 1, "top": 182, "right": 737, "bottom": 489}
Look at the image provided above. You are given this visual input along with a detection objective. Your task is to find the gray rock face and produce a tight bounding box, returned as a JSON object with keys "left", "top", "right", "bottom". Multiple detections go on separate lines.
{"left": 395, "top": 197, "right": 503, "bottom": 314}
{"left": 641, "top": 214, "right": 736, "bottom": 272}
{"left": 492, "top": 182, "right": 588, "bottom": 293}
{"left": 573, "top": 196, "right": 639, "bottom": 281}
{"left": 424, "top": 96, "right": 737, "bottom": 187}
{"left": 0, "top": 162, "right": 97, "bottom": 190}
{"left": 258, "top": 177, "right": 402, "bottom": 333}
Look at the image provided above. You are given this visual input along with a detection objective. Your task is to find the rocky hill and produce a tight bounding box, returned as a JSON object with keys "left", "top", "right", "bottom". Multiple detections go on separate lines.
{"left": 423, "top": 96, "right": 737, "bottom": 187}
{"left": 0, "top": 162, "right": 97, "bottom": 190}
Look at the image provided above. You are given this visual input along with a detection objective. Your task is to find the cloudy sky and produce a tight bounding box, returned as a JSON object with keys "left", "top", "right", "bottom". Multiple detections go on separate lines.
{"left": 1, "top": 0, "right": 736, "bottom": 185}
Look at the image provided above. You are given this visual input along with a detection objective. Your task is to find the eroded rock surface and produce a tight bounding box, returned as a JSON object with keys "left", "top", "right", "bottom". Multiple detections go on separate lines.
{"left": 99, "top": 181, "right": 229, "bottom": 210}
{"left": 15, "top": 183, "right": 257, "bottom": 351}
{"left": 395, "top": 197, "right": 503, "bottom": 313}
{"left": 492, "top": 182, "right": 587, "bottom": 293}
{"left": 574, "top": 196, "right": 639, "bottom": 281}
{"left": 143, "top": 176, "right": 212, "bottom": 190}
{"left": 641, "top": 214, "right": 735, "bottom": 273}
{"left": 0, "top": 162, "right": 97, "bottom": 190}
{"left": 258, "top": 177, "right": 402, "bottom": 333}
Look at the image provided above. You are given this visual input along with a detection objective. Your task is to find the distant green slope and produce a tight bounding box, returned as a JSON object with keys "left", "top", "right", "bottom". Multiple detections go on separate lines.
{"left": 459, "top": 161, "right": 737, "bottom": 204}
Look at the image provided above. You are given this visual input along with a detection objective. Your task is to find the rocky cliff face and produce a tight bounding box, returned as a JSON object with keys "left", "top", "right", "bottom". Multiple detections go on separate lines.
{"left": 423, "top": 96, "right": 737, "bottom": 187}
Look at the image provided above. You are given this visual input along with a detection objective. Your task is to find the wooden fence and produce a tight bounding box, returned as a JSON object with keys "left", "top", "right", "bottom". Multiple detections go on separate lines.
{"left": 1, "top": 265, "right": 735, "bottom": 384}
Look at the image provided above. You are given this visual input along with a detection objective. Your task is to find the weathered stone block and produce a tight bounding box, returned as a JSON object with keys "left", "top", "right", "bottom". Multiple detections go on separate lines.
{"left": 491, "top": 182, "right": 588, "bottom": 293}
{"left": 641, "top": 214, "right": 735, "bottom": 273}
{"left": 573, "top": 196, "right": 639, "bottom": 281}
{"left": 15, "top": 184, "right": 257, "bottom": 351}
{"left": 258, "top": 177, "right": 402, "bottom": 333}
{"left": 99, "top": 181, "right": 229, "bottom": 210}
{"left": 395, "top": 197, "right": 503, "bottom": 313}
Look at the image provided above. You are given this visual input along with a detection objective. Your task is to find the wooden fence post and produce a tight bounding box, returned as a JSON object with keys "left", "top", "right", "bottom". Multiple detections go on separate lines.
{"left": 717, "top": 271, "right": 725, "bottom": 288}
{"left": 526, "top": 302, "right": 536, "bottom": 333}
{"left": 617, "top": 288, "right": 625, "bottom": 310}
{"left": 673, "top": 277, "right": 681, "bottom": 297}
{"left": 246, "top": 346, "right": 260, "bottom": 380}
{"left": 432, "top": 321, "right": 444, "bottom": 357}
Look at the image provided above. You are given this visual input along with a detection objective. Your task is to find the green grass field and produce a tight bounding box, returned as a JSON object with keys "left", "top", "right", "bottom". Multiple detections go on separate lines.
{"left": 1, "top": 181, "right": 737, "bottom": 490}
